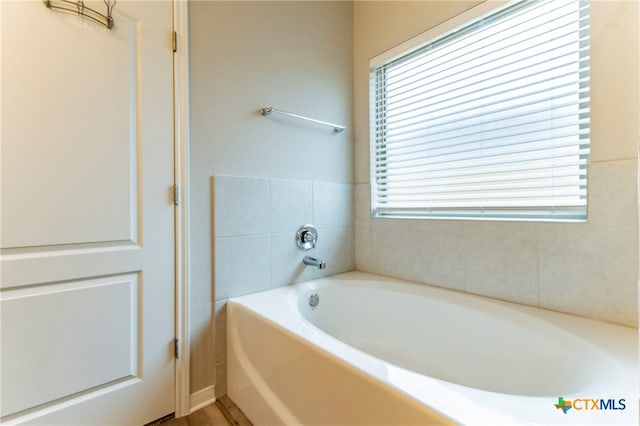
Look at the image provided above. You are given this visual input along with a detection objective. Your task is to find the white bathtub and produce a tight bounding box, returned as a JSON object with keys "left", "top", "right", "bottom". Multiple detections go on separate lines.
{"left": 227, "top": 272, "right": 638, "bottom": 425}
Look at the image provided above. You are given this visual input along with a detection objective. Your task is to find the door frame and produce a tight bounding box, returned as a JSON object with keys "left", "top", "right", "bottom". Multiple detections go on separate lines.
{"left": 173, "top": 0, "right": 191, "bottom": 418}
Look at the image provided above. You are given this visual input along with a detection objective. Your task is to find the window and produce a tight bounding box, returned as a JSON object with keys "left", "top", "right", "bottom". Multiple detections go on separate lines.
{"left": 371, "top": 0, "right": 590, "bottom": 221}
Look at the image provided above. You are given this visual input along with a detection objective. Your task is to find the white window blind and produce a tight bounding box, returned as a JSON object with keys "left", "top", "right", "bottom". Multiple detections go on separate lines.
{"left": 371, "top": 0, "right": 590, "bottom": 221}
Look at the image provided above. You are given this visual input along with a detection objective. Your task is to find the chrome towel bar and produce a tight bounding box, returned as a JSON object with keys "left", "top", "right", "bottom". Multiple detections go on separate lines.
{"left": 260, "top": 107, "right": 346, "bottom": 133}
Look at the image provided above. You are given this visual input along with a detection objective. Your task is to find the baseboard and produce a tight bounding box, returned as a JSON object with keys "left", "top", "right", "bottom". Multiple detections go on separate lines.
{"left": 189, "top": 385, "right": 216, "bottom": 413}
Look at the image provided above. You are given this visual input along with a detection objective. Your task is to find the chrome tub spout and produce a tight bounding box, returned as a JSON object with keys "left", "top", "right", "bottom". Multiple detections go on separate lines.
{"left": 303, "top": 255, "right": 326, "bottom": 270}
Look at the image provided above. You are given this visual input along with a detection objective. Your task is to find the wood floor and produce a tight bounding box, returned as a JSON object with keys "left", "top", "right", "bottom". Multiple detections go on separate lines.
{"left": 151, "top": 396, "right": 252, "bottom": 426}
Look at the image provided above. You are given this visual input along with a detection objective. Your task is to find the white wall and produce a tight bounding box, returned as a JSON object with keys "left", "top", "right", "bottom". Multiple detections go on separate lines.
{"left": 189, "top": 1, "right": 353, "bottom": 396}
{"left": 353, "top": 1, "right": 639, "bottom": 327}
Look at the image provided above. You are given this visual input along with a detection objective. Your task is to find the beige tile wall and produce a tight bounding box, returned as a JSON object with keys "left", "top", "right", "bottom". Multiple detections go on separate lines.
{"left": 356, "top": 159, "right": 638, "bottom": 326}
{"left": 213, "top": 175, "right": 354, "bottom": 396}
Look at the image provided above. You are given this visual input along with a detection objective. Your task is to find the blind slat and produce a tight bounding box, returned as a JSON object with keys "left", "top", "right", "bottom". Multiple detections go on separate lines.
{"left": 379, "top": 168, "right": 587, "bottom": 189}
{"left": 377, "top": 149, "right": 589, "bottom": 176}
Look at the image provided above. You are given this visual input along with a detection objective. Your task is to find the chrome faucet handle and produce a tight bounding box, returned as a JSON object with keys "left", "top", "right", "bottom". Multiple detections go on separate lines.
{"left": 296, "top": 224, "right": 318, "bottom": 251}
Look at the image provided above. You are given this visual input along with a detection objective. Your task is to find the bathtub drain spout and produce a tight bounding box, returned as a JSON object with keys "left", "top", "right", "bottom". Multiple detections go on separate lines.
{"left": 303, "top": 256, "right": 326, "bottom": 270}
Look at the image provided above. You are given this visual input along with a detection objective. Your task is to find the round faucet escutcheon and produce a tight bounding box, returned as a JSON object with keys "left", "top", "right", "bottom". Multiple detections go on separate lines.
{"left": 296, "top": 224, "right": 318, "bottom": 251}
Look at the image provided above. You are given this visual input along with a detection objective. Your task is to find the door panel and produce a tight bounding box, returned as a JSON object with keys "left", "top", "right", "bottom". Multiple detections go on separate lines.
{"left": 1, "top": 274, "right": 138, "bottom": 414}
{"left": 1, "top": 1, "right": 138, "bottom": 248}
{"left": 0, "top": 1, "right": 175, "bottom": 424}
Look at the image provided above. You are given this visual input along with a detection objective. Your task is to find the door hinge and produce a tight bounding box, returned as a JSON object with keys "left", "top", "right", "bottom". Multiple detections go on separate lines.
{"left": 174, "top": 338, "right": 179, "bottom": 359}
{"left": 173, "top": 184, "right": 180, "bottom": 206}
{"left": 172, "top": 31, "right": 177, "bottom": 53}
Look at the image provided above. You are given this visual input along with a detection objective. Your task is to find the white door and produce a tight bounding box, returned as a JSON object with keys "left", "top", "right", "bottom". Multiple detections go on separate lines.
{"left": 0, "top": 1, "right": 176, "bottom": 424}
